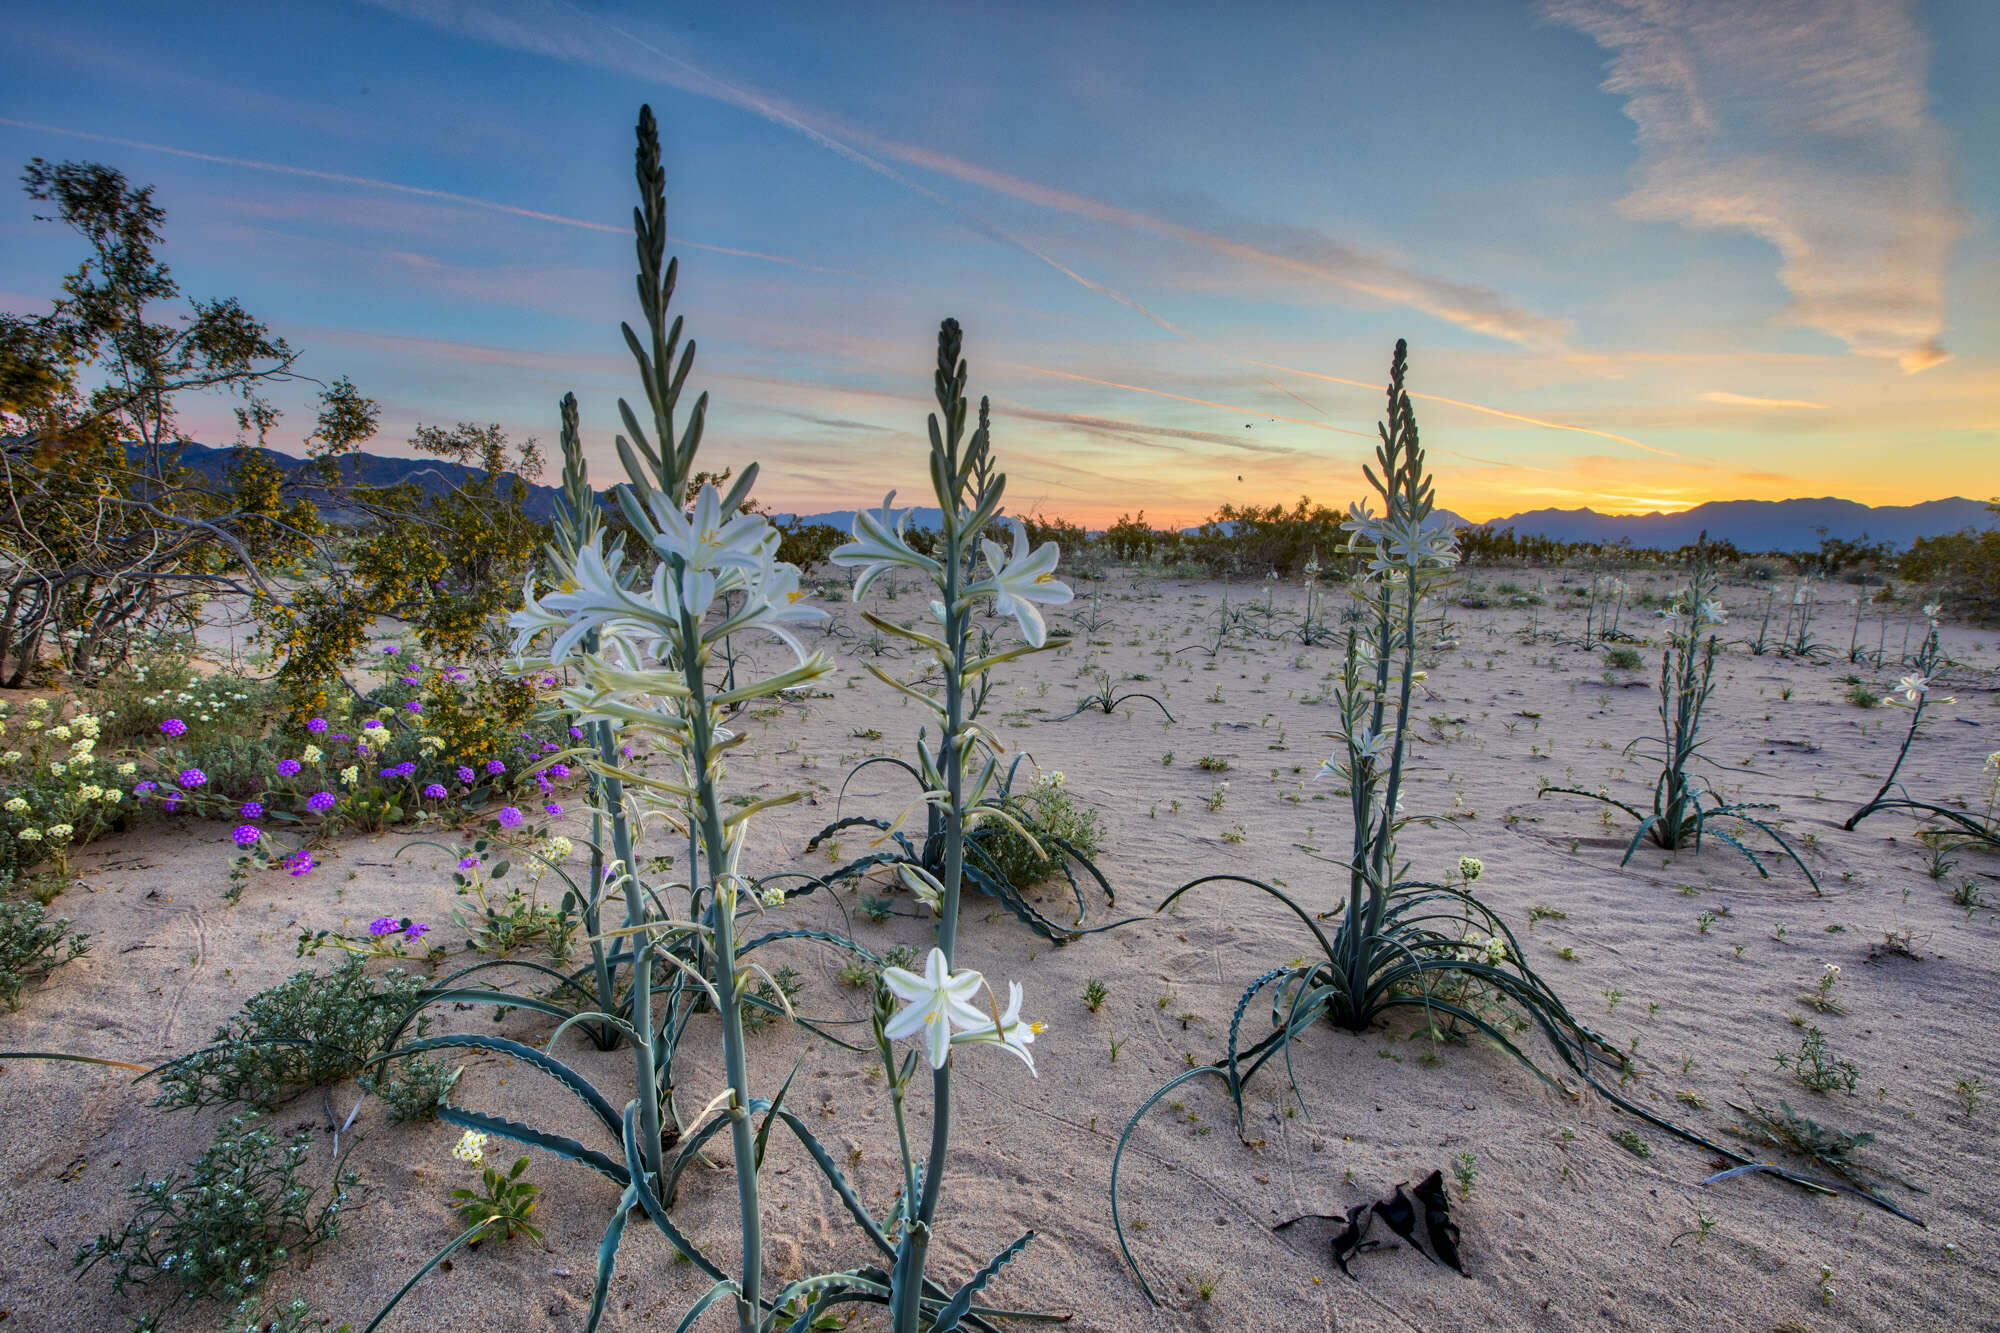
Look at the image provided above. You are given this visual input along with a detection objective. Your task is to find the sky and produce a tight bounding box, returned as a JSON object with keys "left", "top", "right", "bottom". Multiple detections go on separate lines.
{"left": 3, "top": 0, "right": 1996, "bottom": 526}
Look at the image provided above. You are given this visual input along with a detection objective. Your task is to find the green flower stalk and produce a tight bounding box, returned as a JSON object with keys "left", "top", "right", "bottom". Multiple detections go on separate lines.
{"left": 1540, "top": 535, "right": 1818, "bottom": 885}
{"left": 830, "top": 318, "right": 1066, "bottom": 1333}
{"left": 1844, "top": 616, "right": 1997, "bottom": 849}
{"left": 1108, "top": 341, "right": 1859, "bottom": 1303}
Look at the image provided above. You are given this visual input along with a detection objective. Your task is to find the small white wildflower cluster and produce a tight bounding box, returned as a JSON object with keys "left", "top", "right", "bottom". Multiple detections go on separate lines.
{"left": 1458, "top": 855, "right": 1484, "bottom": 882}
{"left": 1033, "top": 769, "right": 1067, "bottom": 791}
{"left": 451, "top": 1130, "right": 487, "bottom": 1165}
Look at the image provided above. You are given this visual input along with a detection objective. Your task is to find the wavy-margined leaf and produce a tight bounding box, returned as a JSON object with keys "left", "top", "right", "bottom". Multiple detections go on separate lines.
{"left": 930, "top": 1230, "right": 1038, "bottom": 1333}
{"left": 385, "top": 1033, "right": 620, "bottom": 1134}
{"left": 438, "top": 1103, "right": 629, "bottom": 1186}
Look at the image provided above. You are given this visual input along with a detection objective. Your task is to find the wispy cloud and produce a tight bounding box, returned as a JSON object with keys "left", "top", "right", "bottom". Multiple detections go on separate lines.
{"left": 1544, "top": 0, "right": 1964, "bottom": 373}
{"left": 366, "top": 0, "right": 1573, "bottom": 352}
{"left": 1699, "top": 391, "right": 1827, "bottom": 409}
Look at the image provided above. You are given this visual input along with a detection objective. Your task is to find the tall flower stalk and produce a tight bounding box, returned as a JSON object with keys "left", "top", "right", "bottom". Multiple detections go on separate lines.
{"left": 829, "top": 319, "right": 1068, "bottom": 1332}
{"left": 1107, "top": 342, "right": 1858, "bottom": 1303}
{"left": 1844, "top": 615, "right": 1996, "bottom": 849}
{"left": 367, "top": 111, "right": 1062, "bottom": 1333}
{"left": 1540, "top": 535, "right": 1818, "bottom": 885}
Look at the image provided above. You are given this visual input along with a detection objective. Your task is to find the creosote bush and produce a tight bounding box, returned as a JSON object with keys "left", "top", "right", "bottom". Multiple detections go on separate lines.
{"left": 151, "top": 957, "right": 426, "bottom": 1110}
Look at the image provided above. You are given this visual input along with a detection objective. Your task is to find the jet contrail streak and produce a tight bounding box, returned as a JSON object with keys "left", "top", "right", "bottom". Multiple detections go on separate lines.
{"left": 0, "top": 116, "right": 837, "bottom": 272}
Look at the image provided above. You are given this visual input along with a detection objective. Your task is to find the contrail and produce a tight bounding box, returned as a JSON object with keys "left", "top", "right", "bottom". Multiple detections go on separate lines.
{"left": 1007, "top": 364, "right": 1377, "bottom": 440}
{"left": 0, "top": 116, "right": 838, "bottom": 272}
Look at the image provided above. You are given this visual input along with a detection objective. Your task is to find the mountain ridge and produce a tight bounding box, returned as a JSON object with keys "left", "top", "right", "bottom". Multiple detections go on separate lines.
{"left": 134, "top": 442, "right": 1994, "bottom": 550}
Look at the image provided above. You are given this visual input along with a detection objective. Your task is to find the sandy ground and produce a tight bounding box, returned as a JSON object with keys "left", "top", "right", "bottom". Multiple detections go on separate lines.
{"left": 3, "top": 567, "right": 1997, "bottom": 1333}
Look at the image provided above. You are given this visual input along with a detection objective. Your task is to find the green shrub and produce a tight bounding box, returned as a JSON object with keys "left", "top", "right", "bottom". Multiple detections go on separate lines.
{"left": 361, "top": 1053, "right": 462, "bottom": 1123}
{"left": 983, "top": 772, "right": 1103, "bottom": 889}
{"left": 153, "top": 957, "right": 427, "bottom": 1110}
{"left": 1605, "top": 645, "right": 1645, "bottom": 671}
{"left": 0, "top": 899, "right": 88, "bottom": 1009}
{"left": 76, "top": 1114, "right": 355, "bottom": 1316}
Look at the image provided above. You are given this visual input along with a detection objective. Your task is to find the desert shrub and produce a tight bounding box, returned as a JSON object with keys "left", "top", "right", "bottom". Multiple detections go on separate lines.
{"left": 0, "top": 899, "right": 88, "bottom": 1008}
{"left": 982, "top": 771, "right": 1104, "bottom": 889}
{"left": 1900, "top": 520, "right": 2000, "bottom": 621}
{"left": 1605, "top": 645, "right": 1644, "bottom": 671}
{"left": 775, "top": 519, "right": 845, "bottom": 573}
{"left": 76, "top": 1114, "right": 355, "bottom": 1317}
{"left": 151, "top": 956, "right": 426, "bottom": 1110}
{"left": 361, "top": 1053, "right": 461, "bottom": 1124}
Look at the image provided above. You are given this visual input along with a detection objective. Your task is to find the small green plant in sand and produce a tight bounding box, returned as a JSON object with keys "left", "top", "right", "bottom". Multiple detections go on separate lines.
{"left": 76, "top": 1114, "right": 355, "bottom": 1320}
{"left": 0, "top": 899, "right": 88, "bottom": 1009}
{"left": 446, "top": 1132, "right": 545, "bottom": 1248}
{"left": 149, "top": 956, "right": 426, "bottom": 1111}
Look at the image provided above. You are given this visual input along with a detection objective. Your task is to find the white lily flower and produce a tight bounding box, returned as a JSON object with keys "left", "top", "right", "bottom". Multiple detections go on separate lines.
{"left": 1896, "top": 672, "right": 1930, "bottom": 701}
{"left": 830, "top": 492, "right": 939, "bottom": 597}
{"left": 648, "top": 483, "right": 775, "bottom": 573}
{"left": 882, "top": 947, "right": 989, "bottom": 1069}
{"left": 976, "top": 519, "right": 1072, "bottom": 647}
{"left": 951, "top": 980, "right": 1042, "bottom": 1076}
{"left": 710, "top": 552, "right": 826, "bottom": 663}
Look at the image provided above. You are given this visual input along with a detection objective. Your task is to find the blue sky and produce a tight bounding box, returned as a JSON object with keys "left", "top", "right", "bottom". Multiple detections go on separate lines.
{"left": 4, "top": 0, "right": 1995, "bottom": 523}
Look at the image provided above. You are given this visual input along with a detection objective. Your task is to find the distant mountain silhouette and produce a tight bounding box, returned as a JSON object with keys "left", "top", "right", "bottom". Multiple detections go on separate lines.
{"left": 137, "top": 444, "right": 1991, "bottom": 551}
{"left": 1472, "top": 497, "right": 1996, "bottom": 551}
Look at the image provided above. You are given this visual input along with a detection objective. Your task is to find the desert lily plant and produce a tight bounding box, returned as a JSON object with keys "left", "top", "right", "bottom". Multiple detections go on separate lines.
{"left": 1108, "top": 342, "right": 1811, "bottom": 1302}
{"left": 816, "top": 317, "right": 1074, "bottom": 1330}
{"left": 364, "top": 108, "right": 1046, "bottom": 1333}
{"left": 806, "top": 340, "right": 1117, "bottom": 943}
{"left": 1051, "top": 668, "right": 1174, "bottom": 723}
{"left": 1539, "top": 536, "right": 1818, "bottom": 887}
{"left": 1780, "top": 579, "right": 1826, "bottom": 660}
{"left": 1844, "top": 616, "right": 1997, "bottom": 850}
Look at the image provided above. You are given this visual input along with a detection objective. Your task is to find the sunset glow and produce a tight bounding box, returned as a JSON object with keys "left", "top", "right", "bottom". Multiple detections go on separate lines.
{"left": 4, "top": 1, "right": 1995, "bottom": 526}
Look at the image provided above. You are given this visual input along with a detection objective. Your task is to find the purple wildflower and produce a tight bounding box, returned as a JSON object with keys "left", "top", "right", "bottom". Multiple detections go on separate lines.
{"left": 162, "top": 796, "right": 181, "bottom": 813}
{"left": 424, "top": 783, "right": 448, "bottom": 800}
{"left": 179, "top": 768, "right": 207, "bottom": 788}
{"left": 135, "top": 780, "right": 157, "bottom": 795}
{"left": 405, "top": 700, "right": 423, "bottom": 713}
{"left": 543, "top": 803, "right": 562, "bottom": 817}
{"left": 548, "top": 763, "right": 570, "bottom": 780}
{"left": 160, "top": 718, "right": 188, "bottom": 738}
{"left": 240, "top": 801, "right": 264, "bottom": 819}
{"left": 403, "top": 922, "right": 430, "bottom": 941}
{"left": 497, "top": 806, "right": 524, "bottom": 829}
{"left": 457, "top": 854, "right": 480, "bottom": 870}
{"left": 368, "top": 916, "right": 400, "bottom": 937}
{"left": 333, "top": 733, "right": 350, "bottom": 742}
{"left": 286, "top": 850, "right": 315, "bottom": 876}
{"left": 485, "top": 759, "right": 506, "bottom": 776}
{"left": 307, "top": 791, "right": 337, "bottom": 813}
{"left": 381, "top": 643, "right": 399, "bottom": 655}
{"left": 231, "top": 824, "right": 262, "bottom": 847}
{"left": 306, "top": 717, "right": 328, "bottom": 733}
{"left": 568, "top": 727, "right": 583, "bottom": 740}
{"left": 276, "top": 759, "right": 302, "bottom": 778}
{"left": 401, "top": 675, "right": 420, "bottom": 686}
